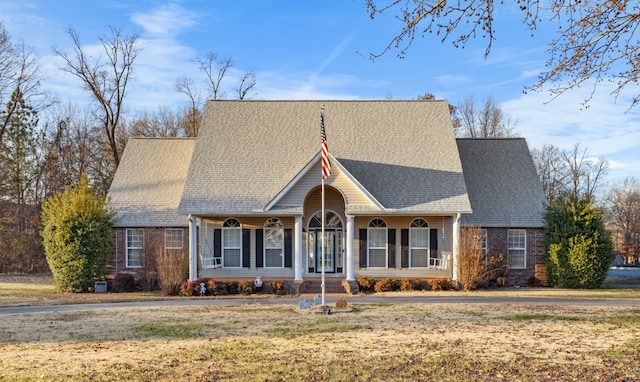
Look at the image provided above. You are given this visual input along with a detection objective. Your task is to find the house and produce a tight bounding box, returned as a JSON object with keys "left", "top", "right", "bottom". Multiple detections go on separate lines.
{"left": 107, "top": 100, "right": 548, "bottom": 290}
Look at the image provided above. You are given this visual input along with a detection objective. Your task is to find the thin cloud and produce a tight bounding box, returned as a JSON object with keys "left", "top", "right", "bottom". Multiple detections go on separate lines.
{"left": 130, "top": 3, "right": 198, "bottom": 37}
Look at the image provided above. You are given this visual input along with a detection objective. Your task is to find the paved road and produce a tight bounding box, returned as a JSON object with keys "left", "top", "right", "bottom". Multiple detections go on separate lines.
{"left": 1, "top": 294, "right": 638, "bottom": 315}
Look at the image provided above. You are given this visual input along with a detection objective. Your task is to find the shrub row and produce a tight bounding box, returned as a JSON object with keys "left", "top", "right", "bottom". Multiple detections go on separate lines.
{"left": 179, "top": 278, "right": 288, "bottom": 296}
{"left": 356, "top": 277, "right": 456, "bottom": 293}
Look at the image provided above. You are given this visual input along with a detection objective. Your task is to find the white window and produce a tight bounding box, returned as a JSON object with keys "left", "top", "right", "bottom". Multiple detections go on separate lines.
{"left": 126, "top": 228, "right": 144, "bottom": 268}
{"left": 410, "top": 218, "right": 429, "bottom": 268}
{"left": 165, "top": 228, "right": 183, "bottom": 249}
{"left": 507, "top": 229, "right": 526, "bottom": 268}
{"left": 264, "top": 218, "right": 284, "bottom": 268}
{"left": 368, "top": 218, "right": 387, "bottom": 268}
{"left": 223, "top": 218, "right": 242, "bottom": 268}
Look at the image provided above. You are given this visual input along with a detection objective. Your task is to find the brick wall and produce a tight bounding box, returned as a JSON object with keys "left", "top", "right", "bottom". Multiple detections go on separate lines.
{"left": 108, "top": 226, "right": 189, "bottom": 290}
{"left": 483, "top": 227, "right": 545, "bottom": 286}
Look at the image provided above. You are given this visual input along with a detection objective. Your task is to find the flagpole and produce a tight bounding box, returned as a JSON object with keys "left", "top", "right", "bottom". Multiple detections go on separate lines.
{"left": 319, "top": 104, "right": 330, "bottom": 307}
{"left": 321, "top": 175, "right": 326, "bottom": 306}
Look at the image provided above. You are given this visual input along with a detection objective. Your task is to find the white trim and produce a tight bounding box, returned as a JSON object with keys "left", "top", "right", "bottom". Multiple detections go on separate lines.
{"left": 165, "top": 228, "right": 184, "bottom": 250}
{"left": 452, "top": 214, "right": 460, "bottom": 282}
{"left": 263, "top": 152, "right": 385, "bottom": 211}
{"left": 188, "top": 216, "right": 197, "bottom": 280}
{"left": 126, "top": 228, "right": 144, "bottom": 268}
{"left": 367, "top": 218, "right": 388, "bottom": 268}
{"left": 346, "top": 215, "right": 355, "bottom": 281}
{"left": 409, "top": 218, "right": 429, "bottom": 268}
{"left": 507, "top": 229, "right": 527, "bottom": 269}
{"left": 263, "top": 218, "right": 285, "bottom": 268}
{"left": 222, "top": 218, "right": 242, "bottom": 268}
{"left": 294, "top": 216, "right": 303, "bottom": 281}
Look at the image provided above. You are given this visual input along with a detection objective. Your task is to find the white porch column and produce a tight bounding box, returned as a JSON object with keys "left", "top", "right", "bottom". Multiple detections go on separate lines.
{"left": 346, "top": 215, "right": 355, "bottom": 281}
{"left": 188, "top": 215, "right": 198, "bottom": 281}
{"left": 452, "top": 213, "right": 461, "bottom": 283}
{"left": 294, "top": 216, "right": 303, "bottom": 281}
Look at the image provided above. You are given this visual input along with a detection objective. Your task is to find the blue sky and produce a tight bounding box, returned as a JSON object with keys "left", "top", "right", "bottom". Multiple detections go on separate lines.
{"left": 1, "top": 1, "right": 639, "bottom": 184}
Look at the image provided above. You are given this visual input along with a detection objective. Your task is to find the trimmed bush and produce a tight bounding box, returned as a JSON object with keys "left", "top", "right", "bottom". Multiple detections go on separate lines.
{"left": 356, "top": 276, "right": 376, "bottom": 293}
{"left": 228, "top": 281, "right": 239, "bottom": 295}
{"left": 428, "top": 278, "right": 455, "bottom": 291}
{"left": 180, "top": 279, "right": 208, "bottom": 296}
{"left": 374, "top": 278, "right": 400, "bottom": 293}
{"left": 270, "top": 280, "right": 285, "bottom": 295}
{"left": 207, "top": 279, "right": 229, "bottom": 296}
{"left": 237, "top": 280, "right": 256, "bottom": 295}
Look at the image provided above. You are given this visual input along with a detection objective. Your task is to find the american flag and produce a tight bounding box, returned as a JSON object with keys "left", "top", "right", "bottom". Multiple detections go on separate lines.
{"left": 320, "top": 106, "right": 331, "bottom": 180}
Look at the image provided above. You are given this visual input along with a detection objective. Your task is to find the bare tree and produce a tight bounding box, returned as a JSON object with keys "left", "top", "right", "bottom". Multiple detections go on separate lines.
{"left": 456, "top": 96, "right": 516, "bottom": 138}
{"left": 53, "top": 26, "right": 140, "bottom": 170}
{"left": 531, "top": 144, "right": 569, "bottom": 204}
{"left": 175, "top": 52, "right": 257, "bottom": 136}
{"left": 532, "top": 142, "right": 608, "bottom": 203}
{"left": 236, "top": 71, "right": 257, "bottom": 100}
{"left": 0, "top": 22, "right": 43, "bottom": 144}
{"left": 606, "top": 177, "right": 640, "bottom": 258}
{"left": 365, "top": 1, "right": 640, "bottom": 108}
{"left": 564, "top": 142, "right": 608, "bottom": 202}
{"left": 40, "top": 103, "right": 96, "bottom": 197}
{"left": 196, "top": 52, "right": 232, "bottom": 100}
{"left": 175, "top": 77, "right": 202, "bottom": 137}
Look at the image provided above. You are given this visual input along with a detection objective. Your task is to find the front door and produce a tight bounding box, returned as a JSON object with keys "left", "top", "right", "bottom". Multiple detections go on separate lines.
{"left": 315, "top": 230, "right": 336, "bottom": 273}
{"left": 307, "top": 211, "right": 344, "bottom": 274}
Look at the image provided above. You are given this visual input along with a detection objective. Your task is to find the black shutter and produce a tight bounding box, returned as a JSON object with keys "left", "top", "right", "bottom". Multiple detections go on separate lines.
{"left": 401, "top": 229, "right": 409, "bottom": 268}
{"left": 388, "top": 229, "right": 396, "bottom": 268}
{"left": 214, "top": 229, "right": 222, "bottom": 260}
{"left": 255, "top": 229, "right": 264, "bottom": 268}
{"left": 284, "top": 229, "right": 293, "bottom": 268}
{"left": 359, "top": 229, "right": 367, "bottom": 268}
{"left": 242, "top": 229, "right": 250, "bottom": 268}
{"left": 430, "top": 228, "right": 438, "bottom": 259}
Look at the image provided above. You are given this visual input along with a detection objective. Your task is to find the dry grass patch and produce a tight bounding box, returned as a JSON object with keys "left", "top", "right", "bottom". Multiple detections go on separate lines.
{"left": 1, "top": 302, "right": 639, "bottom": 381}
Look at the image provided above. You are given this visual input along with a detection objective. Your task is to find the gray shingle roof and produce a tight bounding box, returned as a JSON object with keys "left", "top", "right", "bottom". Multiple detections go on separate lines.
{"left": 178, "top": 100, "right": 471, "bottom": 215}
{"left": 108, "top": 138, "right": 196, "bottom": 227}
{"left": 457, "top": 138, "right": 548, "bottom": 227}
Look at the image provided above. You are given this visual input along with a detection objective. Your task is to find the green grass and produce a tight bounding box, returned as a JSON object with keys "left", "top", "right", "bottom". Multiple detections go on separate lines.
{"left": 133, "top": 322, "right": 205, "bottom": 339}
{"left": 268, "top": 318, "right": 366, "bottom": 338}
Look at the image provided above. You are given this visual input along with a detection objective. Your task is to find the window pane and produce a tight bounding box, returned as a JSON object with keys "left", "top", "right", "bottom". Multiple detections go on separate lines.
{"left": 369, "top": 228, "right": 386, "bottom": 248}
{"left": 265, "top": 228, "right": 283, "bottom": 247}
{"left": 127, "top": 229, "right": 143, "bottom": 248}
{"left": 224, "top": 249, "right": 241, "bottom": 267}
{"left": 265, "top": 248, "right": 283, "bottom": 267}
{"left": 369, "top": 248, "right": 386, "bottom": 267}
{"left": 411, "top": 248, "right": 428, "bottom": 267}
{"left": 508, "top": 250, "right": 526, "bottom": 268}
{"left": 165, "top": 229, "right": 183, "bottom": 249}
{"left": 128, "top": 249, "right": 142, "bottom": 267}
{"left": 224, "top": 229, "right": 241, "bottom": 247}
{"left": 410, "top": 229, "right": 428, "bottom": 248}
{"left": 508, "top": 230, "right": 526, "bottom": 268}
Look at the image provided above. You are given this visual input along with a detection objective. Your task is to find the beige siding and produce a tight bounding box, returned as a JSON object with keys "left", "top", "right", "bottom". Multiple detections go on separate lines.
{"left": 274, "top": 161, "right": 377, "bottom": 210}
{"left": 303, "top": 187, "right": 345, "bottom": 227}
{"left": 198, "top": 217, "right": 296, "bottom": 279}
{"left": 353, "top": 216, "right": 454, "bottom": 279}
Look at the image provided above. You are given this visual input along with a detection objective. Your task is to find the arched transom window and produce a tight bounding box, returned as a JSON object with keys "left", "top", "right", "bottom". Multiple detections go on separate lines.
{"left": 368, "top": 218, "right": 387, "bottom": 268}
{"left": 222, "top": 218, "right": 242, "bottom": 267}
{"left": 264, "top": 218, "right": 284, "bottom": 268}
{"left": 410, "top": 218, "right": 429, "bottom": 268}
